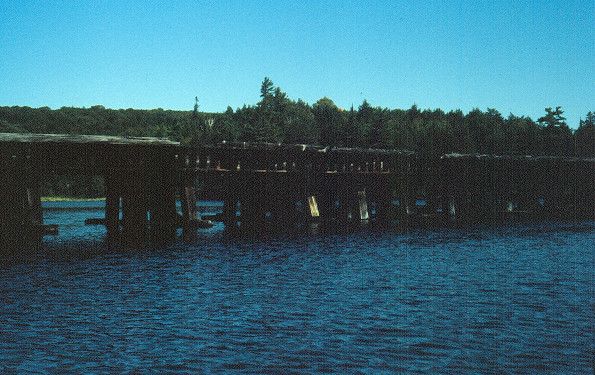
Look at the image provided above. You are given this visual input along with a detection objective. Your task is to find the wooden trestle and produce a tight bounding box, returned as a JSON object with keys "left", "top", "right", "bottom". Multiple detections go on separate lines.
{"left": 441, "top": 154, "right": 595, "bottom": 223}
{"left": 0, "top": 133, "right": 179, "bottom": 252}
{"left": 178, "top": 143, "right": 594, "bottom": 229}
{"left": 178, "top": 143, "right": 415, "bottom": 230}
{"left": 1, "top": 133, "right": 594, "bottom": 252}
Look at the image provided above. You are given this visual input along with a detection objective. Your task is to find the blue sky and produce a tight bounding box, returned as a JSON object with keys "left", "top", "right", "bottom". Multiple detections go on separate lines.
{"left": 1, "top": 0, "right": 593, "bottom": 127}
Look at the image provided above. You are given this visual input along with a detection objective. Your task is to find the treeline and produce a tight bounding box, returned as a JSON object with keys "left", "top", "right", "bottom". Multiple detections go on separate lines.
{"left": 0, "top": 105, "right": 186, "bottom": 139}
{"left": 1, "top": 77, "right": 593, "bottom": 159}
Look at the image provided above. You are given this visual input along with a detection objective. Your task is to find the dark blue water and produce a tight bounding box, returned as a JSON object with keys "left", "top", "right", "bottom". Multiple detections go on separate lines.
{"left": 1, "top": 202, "right": 593, "bottom": 374}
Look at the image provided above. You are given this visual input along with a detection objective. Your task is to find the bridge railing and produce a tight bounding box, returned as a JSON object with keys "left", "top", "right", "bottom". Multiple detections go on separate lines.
{"left": 177, "top": 142, "right": 415, "bottom": 174}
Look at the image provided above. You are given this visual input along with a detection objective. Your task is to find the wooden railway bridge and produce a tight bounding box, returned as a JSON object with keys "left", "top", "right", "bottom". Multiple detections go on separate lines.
{"left": 178, "top": 142, "right": 415, "bottom": 230}
{"left": 0, "top": 133, "right": 179, "bottom": 250}
{"left": 1, "top": 133, "right": 593, "bottom": 251}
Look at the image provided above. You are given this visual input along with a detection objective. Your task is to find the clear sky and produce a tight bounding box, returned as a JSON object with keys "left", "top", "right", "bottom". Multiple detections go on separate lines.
{"left": 1, "top": 0, "right": 593, "bottom": 127}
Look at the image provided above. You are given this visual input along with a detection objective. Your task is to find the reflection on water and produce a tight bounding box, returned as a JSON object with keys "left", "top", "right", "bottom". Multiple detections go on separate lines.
{"left": 1, "top": 202, "right": 593, "bottom": 374}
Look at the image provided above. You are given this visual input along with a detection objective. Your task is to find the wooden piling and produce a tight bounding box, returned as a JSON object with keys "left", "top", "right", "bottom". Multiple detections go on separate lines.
{"left": 149, "top": 159, "right": 178, "bottom": 244}
{"left": 306, "top": 196, "right": 320, "bottom": 219}
{"left": 223, "top": 197, "right": 239, "bottom": 227}
{"left": 182, "top": 186, "right": 199, "bottom": 222}
{"left": 121, "top": 171, "right": 149, "bottom": 247}
{"left": 104, "top": 173, "right": 121, "bottom": 238}
{"left": 0, "top": 171, "right": 25, "bottom": 251}
{"left": 370, "top": 174, "right": 393, "bottom": 223}
{"left": 317, "top": 175, "right": 338, "bottom": 222}
{"left": 26, "top": 183, "right": 43, "bottom": 226}
{"left": 24, "top": 179, "right": 44, "bottom": 246}
{"left": 357, "top": 190, "right": 369, "bottom": 221}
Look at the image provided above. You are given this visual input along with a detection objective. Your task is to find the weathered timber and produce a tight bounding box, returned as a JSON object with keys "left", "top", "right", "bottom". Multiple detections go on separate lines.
{"left": 441, "top": 154, "right": 595, "bottom": 223}
{"left": 104, "top": 173, "right": 121, "bottom": 238}
{"left": 2, "top": 132, "right": 593, "bottom": 250}
{"left": 180, "top": 143, "right": 414, "bottom": 228}
{"left": 1, "top": 133, "right": 180, "bottom": 250}
{"left": 182, "top": 144, "right": 593, "bottom": 229}
{"left": 181, "top": 187, "right": 199, "bottom": 222}
{"left": 306, "top": 196, "right": 320, "bottom": 218}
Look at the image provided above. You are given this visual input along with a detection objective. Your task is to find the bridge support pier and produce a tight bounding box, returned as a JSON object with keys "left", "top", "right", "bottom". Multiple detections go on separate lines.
{"left": 103, "top": 170, "right": 178, "bottom": 248}
{"left": 372, "top": 186, "right": 394, "bottom": 224}
{"left": 0, "top": 171, "right": 26, "bottom": 252}
{"left": 357, "top": 190, "right": 369, "bottom": 221}
{"left": 180, "top": 186, "right": 198, "bottom": 224}
{"left": 104, "top": 173, "right": 121, "bottom": 241}
{"left": 0, "top": 170, "right": 57, "bottom": 253}
{"left": 220, "top": 197, "right": 237, "bottom": 228}
{"left": 149, "top": 165, "right": 178, "bottom": 245}
{"left": 443, "top": 189, "right": 457, "bottom": 223}
{"left": 120, "top": 172, "right": 149, "bottom": 248}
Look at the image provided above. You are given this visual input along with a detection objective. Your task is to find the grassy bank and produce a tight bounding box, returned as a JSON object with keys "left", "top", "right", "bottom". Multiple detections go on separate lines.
{"left": 41, "top": 197, "right": 106, "bottom": 202}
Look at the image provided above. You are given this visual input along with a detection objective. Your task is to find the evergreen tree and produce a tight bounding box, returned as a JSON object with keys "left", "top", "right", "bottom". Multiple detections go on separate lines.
{"left": 313, "top": 97, "right": 343, "bottom": 146}
{"left": 342, "top": 106, "right": 360, "bottom": 148}
{"left": 282, "top": 99, "right": 319, "bottom": 144}
{"left": 260, "top": 77, "right": 274, "bottom": 98}
{"left": 356, "top": 99, "right": 376, "bottom": 147}
{"left": 575, "top": 112, "right": 595, "bottom": 157}
{"left": 212, "top": 106, "right": 239, "bottom": 143}
{"left": 539, "top": 106, "right": 572, "bottom": 156}
{"left": 538, "top": 106, "right": 566, "bottom": 128}
{"left": 368, "top": 107, "right": 392, "bottom": 149}
{"left": 253, "top": 78, "right": 282, "bottom": 143}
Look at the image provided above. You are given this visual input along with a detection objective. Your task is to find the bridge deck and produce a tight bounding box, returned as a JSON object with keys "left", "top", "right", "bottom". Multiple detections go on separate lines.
{"left": 1, "top": 133, "right": 180, "bottom": 250}
{"left": 1, "top": 133, "right": 593, "bottom": 252}
{"left": 0, "top": 133, "right": 179, "bottom": 174}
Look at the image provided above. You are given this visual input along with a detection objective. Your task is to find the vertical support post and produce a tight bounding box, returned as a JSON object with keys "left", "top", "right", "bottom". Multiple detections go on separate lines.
{"left": 223, "top": 197, "right": 239, "bottom": 228}
{"left": 0, "top": 170, "right": 25, "bottom": 251}
{"left": 239, "top": 174, "right": 257, "bottom": 231}
{"left": 179, "top": 171, "right": 191, "bottom": 226}
{"left": 240, "top": 194, "right": 259, "bottom": 231}
{"left": 121, "top": 171, "right": 148, "bottom": 248}
{"left": 441, "top": 156, "right": 457, "bottom": 224}
{"left": 306, "top": 196, "right": 320, "bottom": 219}
{"left": 104, "top": 173, "right": 121, "bottom": 239}
{"left": 244, "top": 173, "right": 270, "bottom": 231}
{"left": 26, "top": 183, "right": 43, "bottom": 225}
{"left": 183, "top": 186, "right": 199, "bottom": 222}
{"left": 445, "top": 189, "right": 457, "bottom": 223}
{"left": 395, "top": 155, "right": 414, "bottom": 224}
{"left": 149, "top": 158, "right": 178, "bottom": 245}
{"left": 317, "top": 174, "right": 335, "bottom": 222}
{"left": 25, "top": 178, "right": 44, "bottom": 247}
{"left": 374, "top": 197, "right": 392, "bottom": 223}
{"left": 220, "top": 169, "right": 239, "bottom": 229}
{"left": 266, "top": 173, "right": 300, "bottom": 227}
{"left": 357, "top": 190, "right": 369, "bottom": 221}
{"left": 397, "top": 192, "right": 411, "bottom": 221}
{"left": 371, "top": 173, "right": 392, "bottom": 223}
{"left": 345, "top": 187, "right": 360, "bottom": 223}
{"left": 337, "top": 185, "right": 351, "bottom": 222}
{"left": 505, "top": 200, "right": 514, "bottom": 212}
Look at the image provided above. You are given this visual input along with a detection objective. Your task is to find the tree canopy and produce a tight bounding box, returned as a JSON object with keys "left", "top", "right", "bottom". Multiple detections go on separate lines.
{"left": 3, "top": 77, "right": 591, "bottom": 198}
{"left": 1, "top": 77, "right": 592, "bottom": 158}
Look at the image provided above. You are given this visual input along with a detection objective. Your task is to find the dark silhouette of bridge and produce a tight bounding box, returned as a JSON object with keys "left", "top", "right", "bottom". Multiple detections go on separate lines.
{"left": 1, "top": 133, "right": 593, "bottom": 251}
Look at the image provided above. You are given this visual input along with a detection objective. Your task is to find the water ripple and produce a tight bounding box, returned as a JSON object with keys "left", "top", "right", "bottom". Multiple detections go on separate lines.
{"left": 1, "top": 211, "right": 593, "bottom": 374}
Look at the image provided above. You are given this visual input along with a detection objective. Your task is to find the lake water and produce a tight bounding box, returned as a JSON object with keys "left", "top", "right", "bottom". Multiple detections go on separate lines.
{"left": 1, "top": 202, "right": 593, "bottom": 374}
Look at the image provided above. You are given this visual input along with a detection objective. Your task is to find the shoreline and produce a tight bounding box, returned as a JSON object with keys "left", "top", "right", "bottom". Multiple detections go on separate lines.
{"left": 41, "top": 197, "right": 106, "bottom": 202}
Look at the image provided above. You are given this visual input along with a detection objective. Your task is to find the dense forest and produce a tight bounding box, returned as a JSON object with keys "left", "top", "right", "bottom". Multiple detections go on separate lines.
{"left": 1, "top": 78, "right": 593, "bottom": 197}
{"left": 2, "top": 77, "right": 593, "bottom": 157}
